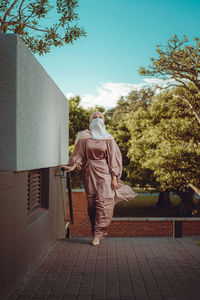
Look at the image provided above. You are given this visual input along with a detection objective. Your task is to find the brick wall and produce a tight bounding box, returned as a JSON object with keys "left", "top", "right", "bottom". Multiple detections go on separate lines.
{"left": 66, "top": 191, "right": 91, "bottom": 236}
{"left": 182, "top": 221, "right": 200, "bottom": 235}
{"left": 66, "top": 190, "right": 200, "bottom": 237}
{"left": 107, "top": 220, "right": 173, "bottom": 237}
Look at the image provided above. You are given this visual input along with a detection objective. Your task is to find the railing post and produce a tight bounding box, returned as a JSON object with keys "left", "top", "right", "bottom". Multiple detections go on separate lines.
{"left": 67, "top": 171, "right": 74, "bottom": 224}
{"left": 173, "top": 220, "right": 182, "bottom": 238}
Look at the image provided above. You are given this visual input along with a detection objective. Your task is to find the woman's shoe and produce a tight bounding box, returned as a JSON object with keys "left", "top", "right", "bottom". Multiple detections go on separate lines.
{"left": 91, "top": 237, "right": 100, "bottom": 246}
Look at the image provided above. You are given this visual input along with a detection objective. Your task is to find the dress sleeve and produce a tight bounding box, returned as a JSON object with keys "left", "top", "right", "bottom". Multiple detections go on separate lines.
{"left": 68, "top": 139, "right": 86, "bottom": 171}
{"left": 107, "top": 139, "right": 123, "bottom": 178}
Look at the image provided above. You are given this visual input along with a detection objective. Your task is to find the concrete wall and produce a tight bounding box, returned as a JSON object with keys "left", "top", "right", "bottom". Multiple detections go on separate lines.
{"left": 0, "top": 34, "right": 68, "bottom": 299}
{"left": 0, "top": 35, "right": 17, "bottom": 170}
{"left": 0, "top": 169, "right": 65, "bottom": 300}
{"left": 0, "top": 34, "right": 68, "bottom": 171}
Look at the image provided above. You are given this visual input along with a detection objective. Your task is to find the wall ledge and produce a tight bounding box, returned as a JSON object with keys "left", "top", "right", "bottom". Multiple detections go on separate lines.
{"left": 67, "top": 189, "right": 85, "bottom": 192}
{"left": 112, "top": 217, "right": 200, "bottom": 221}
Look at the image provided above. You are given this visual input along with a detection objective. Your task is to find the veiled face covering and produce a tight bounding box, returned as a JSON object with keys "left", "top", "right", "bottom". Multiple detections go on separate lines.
{"left": 89, "top": 111, "right": 105, "bottom": 123}
{"left": 90, "top": 117, "right": 111, "bottom": 140}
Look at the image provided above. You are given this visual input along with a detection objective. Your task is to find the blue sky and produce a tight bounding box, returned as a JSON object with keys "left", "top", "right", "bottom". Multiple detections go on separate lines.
{"left": 37, "top": 0, "right": 200, "bottom": 108}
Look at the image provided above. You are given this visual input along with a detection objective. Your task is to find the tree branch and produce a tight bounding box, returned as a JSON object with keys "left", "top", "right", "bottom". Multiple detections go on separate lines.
{"left": 156, "top": 83, "right": 183, "bottom": 90}
{"left": 173, "top": 78, "right": 200, "bottom": 103}
{"left": 0, "top": 0, "right": 86, "bottom": 55}
{"left": 21, "top": 23, "right": 50, "bottom": 33}
{"left": 188, "top": 183, "right": 200, "bottom": 195}
{"left": 3, "top": 0, "right": 20, "bottom": 22}
{"left": 173, "top": 94, "right": 200, "bottom": 125}
{"left": 19, "top": 0, "right": 26, "bottom": 15}
{"left": 20, "top": 23, "right": 63, "bottom": 44}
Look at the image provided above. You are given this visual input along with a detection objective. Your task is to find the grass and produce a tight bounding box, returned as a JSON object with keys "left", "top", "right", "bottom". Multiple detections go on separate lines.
{"left": 113, "top": 192, "right": 199, "bottom": 217}
{"left": 116, "top": 195, "right": 181, "bottom": 208}
{"left": 128, "top": 186, "right": 156, "bottom": 194}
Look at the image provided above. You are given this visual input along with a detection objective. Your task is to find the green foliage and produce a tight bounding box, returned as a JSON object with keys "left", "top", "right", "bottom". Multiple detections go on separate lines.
{"left": 69, "top": 96, "right": 90, "bottom": 146}
{"left": 0, "top": 0, "right": 86, "bottom": 55}
{"left": 106, "top": 88, "right": 155, "bottom": 180}
{"left": 68, "top": 82, "right": 200, "bottom": 199}
{"left": 0, "top": 0, "right": 11, "bottom": 13}
{"left": 127, "top": 88, "right": 200, "bottom": 193}
{"left": 139, "top": 35, "right": 200, "bottom": 87}
{"left": 139, "top": 35, "right": 200, "bottom": 124}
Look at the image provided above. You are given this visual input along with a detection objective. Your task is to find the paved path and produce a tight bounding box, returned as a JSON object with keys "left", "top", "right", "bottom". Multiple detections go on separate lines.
{"left": 9, "top": 237, "right": 200, "bottom": 300}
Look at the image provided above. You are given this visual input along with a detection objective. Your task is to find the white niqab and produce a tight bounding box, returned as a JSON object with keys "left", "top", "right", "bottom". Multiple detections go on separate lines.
{"left": 90, "top": 117, "right": 112, "bottom": 140}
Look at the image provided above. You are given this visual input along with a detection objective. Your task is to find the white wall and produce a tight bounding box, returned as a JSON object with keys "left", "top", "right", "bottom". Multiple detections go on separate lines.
{"left": 0, "top": 34, "right": 68, "bottom": 171}
{"left": 0, "top": 35, "right": 17, "bottom": 170}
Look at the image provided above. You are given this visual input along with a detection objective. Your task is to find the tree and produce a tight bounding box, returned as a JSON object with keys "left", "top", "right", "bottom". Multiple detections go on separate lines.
{"left": 69, "top": 96, "right": 89, "bottom": 148}
{"left": 139, "top": 35, "right": 200, "bottom": 125}
{"left": 68, "top": 96, "right": 89, "bottom": 188}
{"left": 125, "top": 105, "right": 159, "bottom": 189}
{"left": 107, "top": 88, "right": 155, "bottom": 181}
{"left": 0, "top": 0, "right": 86, "bottom": 55}
{"left": 127, "top": 88, "right": 200, "bottom": 216}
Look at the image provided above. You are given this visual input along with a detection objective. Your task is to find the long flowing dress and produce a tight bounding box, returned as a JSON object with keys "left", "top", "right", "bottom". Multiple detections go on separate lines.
{"left": 69, "top": 134, "right": 136, "bottom": 239}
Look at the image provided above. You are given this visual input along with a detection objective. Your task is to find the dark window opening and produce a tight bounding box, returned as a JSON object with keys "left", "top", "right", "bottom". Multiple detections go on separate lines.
{"left": 27, "top": 168, "right": 49, "bottom": 223}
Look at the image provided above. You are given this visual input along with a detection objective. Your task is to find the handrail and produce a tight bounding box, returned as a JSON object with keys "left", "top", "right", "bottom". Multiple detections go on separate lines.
{"left": 66, "top": 171, "right": 74, "bottom": 224}
{"left": 60, "top": 167, "right": 74, "bottom": 224}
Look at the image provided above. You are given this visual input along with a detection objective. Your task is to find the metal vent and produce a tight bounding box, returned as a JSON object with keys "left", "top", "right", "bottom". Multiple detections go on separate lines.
{"left": 27, "top": 170, "right": 41, "bottom": 215}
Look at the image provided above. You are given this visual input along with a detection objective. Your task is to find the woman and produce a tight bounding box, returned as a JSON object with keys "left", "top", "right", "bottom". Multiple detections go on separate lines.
{"left": 64, "top": 111, "right": 136, "bottom": 245}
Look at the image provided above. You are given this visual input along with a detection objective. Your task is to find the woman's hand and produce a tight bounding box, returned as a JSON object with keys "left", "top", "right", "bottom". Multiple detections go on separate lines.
{"left": 61, "top": 164, "right": 76, "bottom": 173}
{"left": 111, "top": 176, "right": 117, "bottom": 190}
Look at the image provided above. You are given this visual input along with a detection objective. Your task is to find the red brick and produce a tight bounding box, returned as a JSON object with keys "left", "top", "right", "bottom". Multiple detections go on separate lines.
{"left": 66, "top": 191, "right": 200, "bottom": 237}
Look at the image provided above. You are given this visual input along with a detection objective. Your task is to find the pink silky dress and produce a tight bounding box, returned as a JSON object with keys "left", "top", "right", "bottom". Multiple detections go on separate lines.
{"left": 69, "top": 132, "right": 136, "bottom": 239}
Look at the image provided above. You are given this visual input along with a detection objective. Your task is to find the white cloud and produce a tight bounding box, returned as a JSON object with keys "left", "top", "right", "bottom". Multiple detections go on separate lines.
{"left": 81, "top": 82, "right": 145, "bottom": 109}
{"left": 144, "top": 77, "right": 176, "bottom": 86}
{"left": 144, "top": 78, "right": 167, "bottom": 85}
{"left": 66, "top": 78, "right": 176, "bottom": 109}
{"left": 66, "top": 92, "right": 75, "bottom": 99}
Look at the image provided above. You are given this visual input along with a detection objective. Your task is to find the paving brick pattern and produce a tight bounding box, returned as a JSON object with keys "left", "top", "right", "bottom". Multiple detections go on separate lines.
{"left": 9, "top": 237, "right": 200, "bottom": 300}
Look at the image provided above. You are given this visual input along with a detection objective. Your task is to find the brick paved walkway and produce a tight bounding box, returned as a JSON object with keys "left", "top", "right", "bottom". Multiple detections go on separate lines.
{"left": 9, "top": 237, "right": 200, "bottom": 300}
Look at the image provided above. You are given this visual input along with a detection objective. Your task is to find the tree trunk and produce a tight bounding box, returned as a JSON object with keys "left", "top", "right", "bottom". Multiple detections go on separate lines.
{"left": 176, "top": 188, "right": 195, "bottom": 217}
{"left": 157, "top": 191, "right": 171, "bottom": 207}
